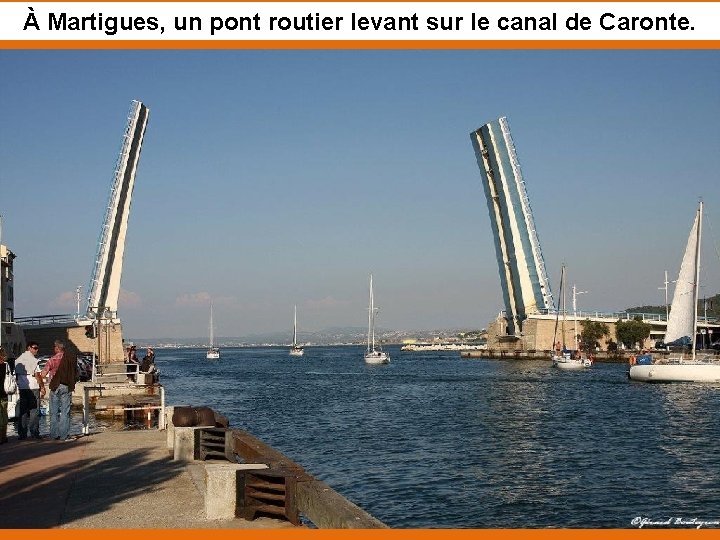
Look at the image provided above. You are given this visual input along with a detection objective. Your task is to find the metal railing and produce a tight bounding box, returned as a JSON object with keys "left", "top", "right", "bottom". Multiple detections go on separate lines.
{"left": 525, "top": 309, "right": 669, "bottom": 322}
{"left": 93, "top": 361, "right": 140, "bottom": 383}
{"left": 498, "top": 309, "right": 719, "bottom": 325}
{"left": 15, "top": 313, "right": 84, "bottom": 326}
{"left": 81, "top": 384, "right": 165, "bottom": 435}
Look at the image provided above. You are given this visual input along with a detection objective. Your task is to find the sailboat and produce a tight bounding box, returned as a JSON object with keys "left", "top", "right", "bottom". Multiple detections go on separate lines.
{"left": 629, "top": 201, "right": 720, "bottom": 382}
{"left": 289, "top": 305, "right": 304, "bottom": 357}
{"left": 552, "top": 265, "right": 592, "bottom": 370}
{"left": 206, "top": 302, "right": 220, "bottom": 360}
{"left": 364, "top": 274, "right": 390, "bottom": 365}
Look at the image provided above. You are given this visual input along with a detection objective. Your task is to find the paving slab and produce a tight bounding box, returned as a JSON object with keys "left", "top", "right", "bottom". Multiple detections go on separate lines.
{"left": 0, "top": 430, "right": 295, "bottom": 529}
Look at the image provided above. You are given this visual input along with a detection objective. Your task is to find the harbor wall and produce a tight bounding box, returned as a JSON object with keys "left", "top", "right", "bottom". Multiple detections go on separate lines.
{"left": 486, "top": 314, "right": 649, "bottom": 352}
{"left": 166, "top": 407, "right": 387, "bottom": 528}
{"left": 22, "top": 320, "right": 126, "bottom": 363}
{"left": 486, "top": 313, "right": 719, "bottom": 354}
{"left": 462, "top": 349, "right": 629, "bottom": 362}
{"left": 461, "top": 347, "right": 719, "bottom": 362}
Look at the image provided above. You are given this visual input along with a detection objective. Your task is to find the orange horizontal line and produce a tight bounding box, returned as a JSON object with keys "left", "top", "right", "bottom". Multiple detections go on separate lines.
{"left": 10, "top": 529, "right": 720, "bottom": 540}
{"left": 2, "top": 0, "right": 718, "bottom": 3}
{"left": 1, "top": 39, "right": 719, "bottom": 49}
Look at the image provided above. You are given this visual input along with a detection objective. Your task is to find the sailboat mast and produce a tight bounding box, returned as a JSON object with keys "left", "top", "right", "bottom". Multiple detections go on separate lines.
{"left": 367, "top": 274, "right": 376, "bottom": 353}
{"left": 293, "top": 305, "right": 298, "bottom": 347}
{"left": 691, "top": 202, "right": 703, "bottom": 361}
{"left": 561, "top": 267, "right": 567, "bottom": 349}
{"left": 552, "top": 265, "right": 563, "bottom": 351}
{"left": 372, "top": 287, "right": 376, "bottom": 351}
{"left": 209, "top": 302, "right": 214, "bottom": 348}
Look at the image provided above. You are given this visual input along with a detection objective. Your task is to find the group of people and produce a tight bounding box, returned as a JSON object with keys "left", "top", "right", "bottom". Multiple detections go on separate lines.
{"left": 0, "top": 339, "right": 77, "bottom": 443}
{"left": 124, "top": 344, "right": 157, "bottom": 383}
{"left": 0, "top": 340, "right": 160, "bottom": 443}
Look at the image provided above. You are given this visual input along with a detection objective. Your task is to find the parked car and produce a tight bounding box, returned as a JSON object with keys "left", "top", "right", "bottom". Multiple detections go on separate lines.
{"left": 36, "top": 353, "right": 93, "bottom": 382}
{"left": 77, "top": 354, "right": 93, "bottom": 381}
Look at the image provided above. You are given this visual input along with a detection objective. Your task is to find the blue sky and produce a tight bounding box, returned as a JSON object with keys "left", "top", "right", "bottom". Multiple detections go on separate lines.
{"left": 1, "top": 50, "right": 719, "bottom": 339}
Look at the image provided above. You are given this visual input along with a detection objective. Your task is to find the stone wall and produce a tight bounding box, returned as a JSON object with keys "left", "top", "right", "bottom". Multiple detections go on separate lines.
{"left": 486, "top": 314, "right": 647, "bottom": 352}
{"left": 22, "top": 321, "right": 126, "bottom": 363}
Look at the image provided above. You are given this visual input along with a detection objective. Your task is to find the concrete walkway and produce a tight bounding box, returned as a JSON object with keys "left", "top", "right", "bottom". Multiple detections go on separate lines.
{"left": 0, "top": 430, "right": 294, "bottom": 529}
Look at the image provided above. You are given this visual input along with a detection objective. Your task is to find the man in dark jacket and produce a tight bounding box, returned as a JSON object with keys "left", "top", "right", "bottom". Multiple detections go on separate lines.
{"left": 41, "top": 340, "right": 77, "bottom": 441}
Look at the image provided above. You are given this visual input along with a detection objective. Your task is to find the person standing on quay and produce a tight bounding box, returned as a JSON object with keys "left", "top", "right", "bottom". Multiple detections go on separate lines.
{"left": 0, "top": 347, "right": 10, "bottom": 444}
{"left": 14, "top": 341, "right": 46, "bottom": 440}
{"left": 41, "top": 340, "right": 77, "bottom": 441}
{"left": 125, "top": 343, "right": 139, "bottom": 383}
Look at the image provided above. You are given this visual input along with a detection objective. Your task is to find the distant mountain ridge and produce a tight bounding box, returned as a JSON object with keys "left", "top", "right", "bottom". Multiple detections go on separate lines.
{"left": 130, "top": 326, "right": 485, "bottom": 347}
{"left": 132, "top": 292, "right": 720, "bottom": 347}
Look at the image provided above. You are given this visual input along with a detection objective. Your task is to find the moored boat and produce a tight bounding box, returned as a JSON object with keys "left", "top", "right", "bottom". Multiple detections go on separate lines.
{"left": 364, "top": 274, "right": 389, "bottom": 365}
{"left": 289, "top": 305, "right": 304, "bottom": 357}
{"left": 206, "top": 302, "right": 220, "bottom": 360}
{"left": 552, "top": 265, "right": 592, "bottom": 370}
{"left": 629, "top": 201, "right": 720, "bottom": 383}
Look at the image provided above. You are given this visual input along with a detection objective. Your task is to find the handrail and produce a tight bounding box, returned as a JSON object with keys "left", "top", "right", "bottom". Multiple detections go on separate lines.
{"left": 15, "top": 313, "right": 117, "bottom": 326}
{"left": 81, "top": 384, "right": 165, "bottom": 435}
{"left": 496, "top": 309, "right": 719, "bottom": 325}
{"left": 94, "top": 362, "right": 143, "bottom": 385}
{"left": 15, "top": 313, "right": 83, "bottom": 325}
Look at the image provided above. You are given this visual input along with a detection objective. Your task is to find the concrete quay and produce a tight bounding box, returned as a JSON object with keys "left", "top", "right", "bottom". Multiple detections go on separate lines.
{"left": 460, "top": 348, "right": 719, "bottom": 362}
{"left": 0, "top": 429, "right": 293, "bottom": 529}
{"left": 460, "top": 349, "right": 626, "bottom": 362}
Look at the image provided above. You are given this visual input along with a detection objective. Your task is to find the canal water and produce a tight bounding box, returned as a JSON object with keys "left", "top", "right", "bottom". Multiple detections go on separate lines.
{"left": 18, "top": 345, "right": 715, "bottom": 527}
{"left": 147, "top": 345, "right": 720, "bottom": 528}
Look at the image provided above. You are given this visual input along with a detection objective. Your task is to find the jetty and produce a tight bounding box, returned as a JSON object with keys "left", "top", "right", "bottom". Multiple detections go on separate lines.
{"left": 0, "top": 430, "right": 288, "bottom": 529}
{"left": 460, "top": 348, "right": 720, "bottom": 362}
{"left": 0, "top": 406, "right": 386, "bottom": 529}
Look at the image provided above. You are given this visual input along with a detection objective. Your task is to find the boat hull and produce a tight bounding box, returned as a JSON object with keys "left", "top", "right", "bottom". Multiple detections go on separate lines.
{"left": 364, "top": 352, "right": 390, "bottom": 365}
{"left": 289, "top": 348, "right": 304, "bottom": 357}
{"left": 629, "top": 363, "right": 720, "bottom": 383}
{"left": 552, "top": 354, "right": 591, "bottom": 370}
{"left": 554, "top": 360, "right": 588, "bottom": 370}
{"left": 206, "top": 348, "right": 220, "bottom": 360}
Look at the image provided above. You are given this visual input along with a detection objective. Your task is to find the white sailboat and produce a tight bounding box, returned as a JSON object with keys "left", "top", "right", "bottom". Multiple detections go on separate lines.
{"left": 289, "top": 305, "right": 304, "bottom": 357}
{"left": 629, "top": 201, "right": 720, "bottom": 382}
{"left": 206, "top": 302, "right": 220, "bottom": 360}
{"left": 364, "top": 274, "right": 390, "bottom": 365}
{"left": 552, "top": 265, "right": 592, "bottom": 370}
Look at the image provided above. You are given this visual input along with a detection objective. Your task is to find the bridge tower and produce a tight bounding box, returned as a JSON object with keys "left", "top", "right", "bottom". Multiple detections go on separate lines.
{"left": 20, "top": 101, "right": 149, "bottom": 362}
{"left": 470, "top": 117, "right": 554, "bottom": 336}
{"left": 86, "top": 100, "right": 149, "bottom": 319}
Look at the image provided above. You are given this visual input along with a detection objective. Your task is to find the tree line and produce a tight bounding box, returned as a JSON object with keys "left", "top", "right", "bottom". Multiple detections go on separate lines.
{"left": 579, "top": 318, "right": 651, "bottom": 352}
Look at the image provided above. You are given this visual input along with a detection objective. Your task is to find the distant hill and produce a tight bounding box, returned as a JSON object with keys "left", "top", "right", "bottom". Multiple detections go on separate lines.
{"left": 130, "top": 326, "right": 486, "bottom": 348}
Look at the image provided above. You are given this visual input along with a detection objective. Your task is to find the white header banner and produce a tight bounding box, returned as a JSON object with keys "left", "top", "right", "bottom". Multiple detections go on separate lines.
{"left": 1, "top": 2, "right": 719, "bottom": 42}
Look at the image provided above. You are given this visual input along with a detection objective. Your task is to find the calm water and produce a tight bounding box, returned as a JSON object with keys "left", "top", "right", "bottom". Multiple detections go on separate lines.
{"left": 96, "top": 346, "right": 720, "bottom": 527}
